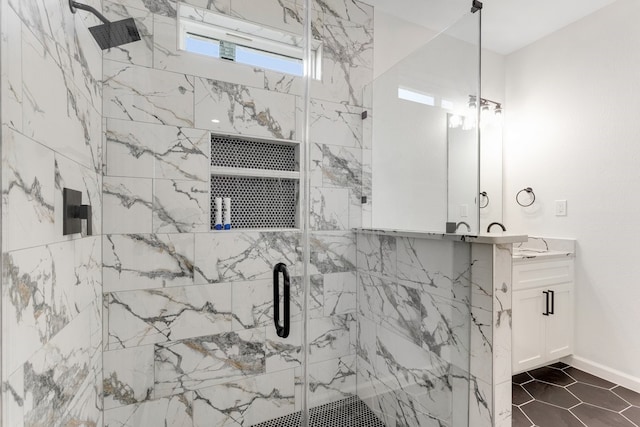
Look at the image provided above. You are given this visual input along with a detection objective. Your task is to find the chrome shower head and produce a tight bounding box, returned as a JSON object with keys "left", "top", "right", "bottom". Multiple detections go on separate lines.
{"left": 69, "top": 0, "right": 141, "bottom": 50}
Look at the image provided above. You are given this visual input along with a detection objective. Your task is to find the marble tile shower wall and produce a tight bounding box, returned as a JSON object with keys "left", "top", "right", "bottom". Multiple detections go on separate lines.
{"left": 1, "top": 0, "right": 104, "bottom": 426}
{"left": 355, "top": 233, "right": 473, "bottom": 427}
{"left": 100, "top": 0, "right": 372, "bottom": 426}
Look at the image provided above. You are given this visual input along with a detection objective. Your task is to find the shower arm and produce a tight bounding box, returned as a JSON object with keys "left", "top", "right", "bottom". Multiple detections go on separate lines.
{"left": 69, "top": 0, "right": 110, "bottom": 25}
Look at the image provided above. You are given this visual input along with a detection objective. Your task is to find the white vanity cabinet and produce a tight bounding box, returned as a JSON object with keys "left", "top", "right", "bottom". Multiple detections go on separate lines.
{"left": 512, "top": 257, "right": 574, "bottom": 373}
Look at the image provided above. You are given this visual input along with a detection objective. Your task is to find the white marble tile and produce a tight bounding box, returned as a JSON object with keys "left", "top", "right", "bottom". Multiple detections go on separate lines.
{"left": 104, "top": 0, "right": 180, "bottom": 17}
{"left": 310, "top": 187, "right": 349, "bottom": 231}
{"left": 494, "top": 380, "right": 512, "bottom": 427}
{"left": 420, "top": 293, "right": 471, "bottom": 370}
{"left": 103, "top": 346, "right": 155, "bottom": 410}
{"left": 355, "top": 314, "right": 377, "bottom": 369}
{"left": 15, "top": 0, "right": 103, "bottom": 102}
{"left": 103, "top": 392, "right": 194, "bottom": 427}
{"left": 319, "top": 144, "right": 363, "bottom": 197}
{"left": 308, "top": 315, "right": 353, "bottom": 363}
{"left": 107, "top": 283, "right": 232, "bottom": 349}
{"left": 192, "top": 370, "right": 295, "bottom": 427}
{"left": 153, "top": 179, "right": 209, "bottom": 233}
{"left": 2, "top": 237, "right": 100, "bottom": 376}
{"left": 396, "top": 390, "right": 451, "bottom": 427}
{"left": 231, "top": 279, "right": 273, "bottom": 331}
{"left": 300, "top": 356, "right": 356, "bottom": 408}
{"left": 22, "top": 26, "right": 101, "bottom": 171}
{"left": 356, "top": 232, "right": 397, "bottom": 278}
{"left": 313, "top": 0, "right": 373, "bottom": 27}
{"left": 106, "top": 118, "right": 210, "bottom": 181}
{"left": 1, "top": 4, "right": 23, "bottom": 131}
{"left": 309, "top": 143, "right": 324, "bottom": 188}
{"left": 194, "top": 77, "right": 297, "bottom": 140}
{"left": 348, "top": 188, "right": 364, "bottom": 230}
{"left": 306, "top": 98, "right": 363, "bottom": 147}
{"left": 373, "top": 326, "right": 450, "bottom": 406}
{"left": 470, "top": 243, "right": 493, "bottom": 310}
{"left": 396, "top": 237, "right": 458, "bottom": 299}
{"left": 21, "top": 307, "right": 94, "bottom": 426}
{"left": 194, "top": 231, "right": 301, "bottom": 284}
{"left": 493, "top": 244, "right": 513, "bottom": 385}
{"left": 154, "top": 328, "right": 266, "bottom": 397}
{"left": 323, "top": 272, "right": 356, "bottom": 316}
{"left": 451, "top": 367, "right": 470, "bottom": 427}
{"left": 265, "top": 320, "right": 302, "bottom": 373}
{"left": 2, "top": 128, "right": 56, "bottom": 252}
{"left": 103, "top": 233, "right": 195, "bottom": 292}
{"left": 103, "top": 60, "right": 195, "bottom": 127}
{"left": 103, "top": 1, "right": 154, "bottom": 67}
{"left": 323, "top": 14, "right": 373, "bottom": 68}
{"left": 103, "top": 176, "right": 153, "bottom": 234}
{"left": 231, "top": 0, "right": 305, "bottom": 35}
{"left": 468, "top": 376, "right": 492, "bottom": 427}
{"left": 357, "top": 361, "right": 398, "bottom": 427}
{"left": 469, "top": 305, "right": 493, "bottom": 386}
{"left": 57, "top": 341, "right": 102, "bottom": 427}
{"left": 291, "top": 274, "right": 324, "bottom": 321}
{"left": 358, "top": 274, "right": 422, "bottom": 346}
{"left": 3, "top": 365, "right": 24, "bottom": 427}
{"left": 263, "top": 69, "right": 303, "bottom": 95}
{"left": 308, "top": 231, "right": 356, "bottom": 275}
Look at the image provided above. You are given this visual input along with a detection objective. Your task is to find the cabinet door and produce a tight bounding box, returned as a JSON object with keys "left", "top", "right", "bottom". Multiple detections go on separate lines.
{"left": 546, "top": 283, "right": 574, "bottom": 360}
{"left": 512, "top": 288, "right": 547, "bottom": 373}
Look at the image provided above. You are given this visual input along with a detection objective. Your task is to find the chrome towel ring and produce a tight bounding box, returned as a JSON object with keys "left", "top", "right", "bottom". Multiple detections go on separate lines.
{"left": 480, "top": 191, "right": 489, "bottom": 209}
{"left": 516, "top": 187, "right": 536, "bottom": 207}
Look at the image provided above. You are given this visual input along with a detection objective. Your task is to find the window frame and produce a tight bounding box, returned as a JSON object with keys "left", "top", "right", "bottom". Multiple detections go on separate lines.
{"left": 177, "top": 4, "right": 322, "bottom": 80}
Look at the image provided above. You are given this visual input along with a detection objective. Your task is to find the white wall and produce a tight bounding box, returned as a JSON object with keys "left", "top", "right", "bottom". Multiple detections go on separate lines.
{"left": 373, "top": 11, "right": 436, "bottom": 79}
{"left": 504, "top": 0, "right": 640, "bottom": 385}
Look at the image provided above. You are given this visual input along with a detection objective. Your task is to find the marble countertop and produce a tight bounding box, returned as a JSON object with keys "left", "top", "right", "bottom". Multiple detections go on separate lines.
{"left": 513, "top": 236, "right": 576, "bottom": 261}
{"left": 513, "top": 248, "right": 575, "bottom": 261}
{"left": 354, "top": 228, "right": 528, "bottom": 244}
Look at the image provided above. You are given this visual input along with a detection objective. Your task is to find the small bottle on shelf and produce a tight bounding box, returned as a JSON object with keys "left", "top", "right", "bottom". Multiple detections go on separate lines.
{"left": 214, "top": 197, "right": 223, "bottom": 230}
{"left": 223, "top": 197, "right": 231, "bottom": 230}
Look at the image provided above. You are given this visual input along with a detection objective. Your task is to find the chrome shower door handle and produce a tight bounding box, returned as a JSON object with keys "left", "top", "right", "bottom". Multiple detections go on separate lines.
{"left": 273, "top": 262, "right": 290, "bottom": 338}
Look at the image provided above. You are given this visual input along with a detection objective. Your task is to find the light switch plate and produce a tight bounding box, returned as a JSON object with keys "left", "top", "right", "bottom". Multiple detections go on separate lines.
{"left": 555, "top": 200, "right": 567, "bottom": 216}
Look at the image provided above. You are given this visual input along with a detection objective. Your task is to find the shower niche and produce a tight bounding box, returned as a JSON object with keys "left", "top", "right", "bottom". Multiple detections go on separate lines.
{"left": 209, "top": 133, "right": 300, "bottom": 230}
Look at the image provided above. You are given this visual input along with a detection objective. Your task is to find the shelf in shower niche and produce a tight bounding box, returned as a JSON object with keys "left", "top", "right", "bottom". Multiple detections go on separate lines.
{"left": 210, "top": 166, "right": 300, "bottom": 180}
{"left": 209, "top": 228, "right": 301, "bottom": 233}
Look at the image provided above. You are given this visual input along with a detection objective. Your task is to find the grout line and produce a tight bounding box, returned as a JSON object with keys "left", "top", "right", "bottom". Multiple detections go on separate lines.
{"left": 621, "top": 412, "right": 640, "bottom": 427}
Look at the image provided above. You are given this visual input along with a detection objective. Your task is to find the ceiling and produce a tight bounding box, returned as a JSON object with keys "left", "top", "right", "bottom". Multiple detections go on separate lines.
{"left": 364, "top": 0, "right": 617, "bottom": 55}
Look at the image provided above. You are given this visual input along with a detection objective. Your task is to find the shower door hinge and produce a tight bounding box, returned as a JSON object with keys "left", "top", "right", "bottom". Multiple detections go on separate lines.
{"left": 361, "top": 111, "right": 368, "bottom": 120}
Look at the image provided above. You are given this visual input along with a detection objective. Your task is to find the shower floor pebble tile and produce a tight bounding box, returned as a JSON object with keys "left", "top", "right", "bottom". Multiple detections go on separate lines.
{"left": 251, "top": 395, "right": 385, "bottom": 427}
{"left": 513, "top": 363, "right": 640, "bottom": 427}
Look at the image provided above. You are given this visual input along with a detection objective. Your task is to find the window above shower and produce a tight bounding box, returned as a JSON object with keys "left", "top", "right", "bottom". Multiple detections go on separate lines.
{"left": 177, "top": 3, "right": 322, "bottom": 79}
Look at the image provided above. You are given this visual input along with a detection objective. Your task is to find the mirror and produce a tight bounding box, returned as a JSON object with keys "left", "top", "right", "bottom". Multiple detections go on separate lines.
{"left": 446, "top": 111, "right": 504, "bottom": 233}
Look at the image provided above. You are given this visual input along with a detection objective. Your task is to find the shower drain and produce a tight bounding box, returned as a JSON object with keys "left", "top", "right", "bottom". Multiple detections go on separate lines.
{"left": 251, "top": 395, "right": 386, "bottom": 427}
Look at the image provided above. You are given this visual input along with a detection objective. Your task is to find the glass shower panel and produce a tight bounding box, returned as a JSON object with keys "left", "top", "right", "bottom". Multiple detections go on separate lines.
{"left": 356, "top": 8, "right": 480, "bottom": 427}
{"left": 365, "top": 11, "right": 481, "bottom": 235}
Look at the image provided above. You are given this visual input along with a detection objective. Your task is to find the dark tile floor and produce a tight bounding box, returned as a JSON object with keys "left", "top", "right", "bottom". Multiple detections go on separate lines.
{"left": 513, "top": 362, "right": 640, "bottom": 427}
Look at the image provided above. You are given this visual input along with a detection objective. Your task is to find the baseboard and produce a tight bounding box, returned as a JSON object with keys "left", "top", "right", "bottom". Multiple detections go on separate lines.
{"left": 563, "top": 355, "right": 640, "bottom": 393}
